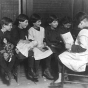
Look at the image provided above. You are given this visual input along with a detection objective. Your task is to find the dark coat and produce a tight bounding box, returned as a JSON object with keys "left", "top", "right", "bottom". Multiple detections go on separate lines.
{"left": 45, "top": 26, "right": 65, "bottom": 54}
{"left": 11, "top": 25, "right": 28, "bottom": 46}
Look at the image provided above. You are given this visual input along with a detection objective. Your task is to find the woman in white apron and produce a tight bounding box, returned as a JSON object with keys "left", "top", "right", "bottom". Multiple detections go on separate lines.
{"left": 52, "top": 14, "right": 88, "bottom": 85}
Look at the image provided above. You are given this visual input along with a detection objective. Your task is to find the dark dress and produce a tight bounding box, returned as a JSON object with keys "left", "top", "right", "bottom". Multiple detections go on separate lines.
{"left": 45, "top": 26, "right": 65, "bottom": 73}
{"left": 45, "top": 26, "right": 65, "bottom": 55}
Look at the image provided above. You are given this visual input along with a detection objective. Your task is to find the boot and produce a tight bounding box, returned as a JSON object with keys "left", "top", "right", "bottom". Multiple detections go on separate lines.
{"left": 27, "top": 67, "right": 36, "bottom": 79}
{"left": 12, "top": 66, "right": 18, "bottom": 82}
{"left": 4, "top": 71, "right": 11, "bottom": 85}
{"left": 43, "top": 68, "right": 54, "bottom": 80}
{"left": 35, "top": 68, "right": 41, "bottom": 78}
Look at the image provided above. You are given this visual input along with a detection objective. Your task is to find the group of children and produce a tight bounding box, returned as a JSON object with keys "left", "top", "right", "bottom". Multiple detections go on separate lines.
{"left": 0, "top": 11, "right": 88, "bottom": 86}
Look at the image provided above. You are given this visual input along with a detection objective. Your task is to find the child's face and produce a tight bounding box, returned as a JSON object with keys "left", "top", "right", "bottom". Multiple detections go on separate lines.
{"left": 63, "top": 23, "right": 71, "bottom": 28}
{"left": 3, "top": 23, "right": 12, "bottom": 31}
{"left": 78, "top": 18, "right": 88, "bottom": 29}
{"left": 49, "top": 20, "right": 58, "bottom": 29}
{"left": 19, "top": 20, "right": 28, "bottom": 29}
{"left": 33, "top": 20, "right": 41, "bottom": 28}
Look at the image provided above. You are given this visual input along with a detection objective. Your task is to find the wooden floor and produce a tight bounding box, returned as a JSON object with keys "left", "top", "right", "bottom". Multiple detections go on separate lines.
{"left": 0, "top": 65, "right": 88, "bottom": 88}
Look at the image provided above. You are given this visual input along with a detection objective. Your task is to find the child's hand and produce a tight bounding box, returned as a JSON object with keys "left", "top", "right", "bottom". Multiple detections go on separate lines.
{"left": 65, "top": 43, "right": 72, "bottom": 50}
{"left": 15, "top": 48, "right": 20, "bottom": 54}
{"left": 38, "top": 43, "right": 45, "bottom": 48}
{"left": 51, "top": 44, "right": 56, "bottom": 47}
{"left": 19, "top": 40, "right": 30, "bottom": 44}
{"left": 37, "top": 47, "right": 47, "bottom": 52}
{"left": 3, "top": 38, "right": 7, "bottom": 44}
{"left": 3, "top": 53, "right": 9, "bottom": 61}
{"left": 0, "top": 50, "right": 6, "bottom": 54}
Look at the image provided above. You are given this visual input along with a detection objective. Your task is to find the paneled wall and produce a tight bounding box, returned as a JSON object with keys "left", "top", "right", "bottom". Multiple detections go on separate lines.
{"left": 23, "top": 0, "right": 88, "bottom": 20}
{"left": 33, "top": 0, "right": 72, "bottom": 19}
{"left": 0, "top": 0, "right": 86, "bottom": 22}
{"left": 71, "top": 0, "right": 88, "bottom": 17}
{"left": 0, "top": 0, "right": 88, "bottom": 21}
{"left": 73, "top": 0, "right": 84, "bottom": 17}
{"left": 83, "top": 0, "right": 88, "bottom": 14}
{"left": 0, "top": 0, "right": 19, "bottom": 21}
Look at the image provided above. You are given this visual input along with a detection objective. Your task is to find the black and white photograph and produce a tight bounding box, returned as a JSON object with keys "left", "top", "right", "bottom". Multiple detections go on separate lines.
{"left": 0, "top": 0, "right": 88, "bottom": 88}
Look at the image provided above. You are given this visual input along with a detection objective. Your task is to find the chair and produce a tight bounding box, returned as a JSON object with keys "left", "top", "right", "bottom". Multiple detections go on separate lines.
{"left": 61, "top": 64, "right": 88, "bottom": 88}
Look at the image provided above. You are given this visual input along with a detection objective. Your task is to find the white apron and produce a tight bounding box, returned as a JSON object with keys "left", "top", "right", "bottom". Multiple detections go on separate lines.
{"left": 59, "top": 29, "right": 88, "bottom": 72}
{"left": 33, "top": 46, "right": 52, "bottom": 60}
{"left": 16, "top": 40, "right": 37, "bottom": 57}
{"left": 28, "top": 27, "right": 53, "bottom": 60}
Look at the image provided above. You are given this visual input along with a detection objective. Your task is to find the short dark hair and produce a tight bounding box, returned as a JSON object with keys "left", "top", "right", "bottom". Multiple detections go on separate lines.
{"left": 47, "top": 15, "right": 58, "bottom": 24}
{"left": 73, "top": 12, "right": 87, "bottom": 26}
{"left": 60, "top": 16, "right": 72, "bottom": 25}
{"left": 74, "top": 12, "right": 86, "bottom": 21}
{"left": 79, "top": 14, "right": 88, "bottom": 22}
{"left": 29, "top": 13, "right": 41, "bottom": 25}
{"left": 1, "top": 17, "right": 13, "bottom": 26}
{"left": 14, "top": 14, "right": 29, "bottom": 26}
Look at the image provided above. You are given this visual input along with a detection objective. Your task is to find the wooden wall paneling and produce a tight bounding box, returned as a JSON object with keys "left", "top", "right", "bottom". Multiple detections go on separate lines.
{"left": 73, "top": 0, "right": 83, "bottom": 16}
{"left": 26, "top": 0, "right": 33, "bottom": 17}
{"left": 13, "top": 1, "right": 19, "bottom": 21}
{"left": 0, "top": 3, "right": 1, "bottom": 20}
{"left": 22, "top": 0, "right": 27, "bottom": 14}
{"left": 23, "top": 0, "right": 88, "bottom": 22}
{"left": 0, "top": 0, "right": 19, "bottom": 21}
{"left": 19, "top": 0, "right": 22, "bottom": 14}
{"left": 21, "top": 0, "right": 33, "bottom": 17}
{"left": 83, "top": 0, "right": 88, "bottom": 14}
{"left": 33, "top": 0, "right": 72, "bottom": 18}
{"left": 72, "top": 0, "right": 88, "bottom": 18}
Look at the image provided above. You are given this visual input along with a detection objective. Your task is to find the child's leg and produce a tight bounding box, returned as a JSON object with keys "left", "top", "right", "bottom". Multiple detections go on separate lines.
{"left": 27, "top": 56, "right": 35, "bottom": 78}
{"left": 0, "top": 54, "right": 9, "bottom": 73}
{"left": 28, "top": 50, "right": 34, "bottom": 70}
{"left": 8, "top": 55, "right": 16, "bottom": 72}
{"left": 0, "top": 53, "right": 11, "bottom": 83}
{"left": 34, "top": 60, "right": 40, "bottom": 77}
{"left": 28, "top": 56, "right": 35, "bottom": 69}
{"left": 44, "top": 55, "right": 54, "bottom": 79}
{"left": 54, "top": 57, "right": 62, "bottom": 83}
{"left": 45, "top": 55, "right": 51, "bottom": 69}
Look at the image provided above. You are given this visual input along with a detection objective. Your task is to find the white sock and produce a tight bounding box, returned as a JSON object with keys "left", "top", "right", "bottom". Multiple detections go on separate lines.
{"left": 54, "top": 73, "right": 62, "bottom": 83}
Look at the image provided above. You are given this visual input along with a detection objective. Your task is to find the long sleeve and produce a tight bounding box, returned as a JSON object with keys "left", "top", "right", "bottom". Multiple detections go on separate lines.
{"left": 10, "top": 26, "right": 20, "bottom": 46}
{"left": 45, "top": 29, "right": 51, "bottom": 46}
{"left": 0, "top": 37, "right": 4, "bottom": 51}
{"left": 0, "top": 31, "right": 5, "bottom": 51}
